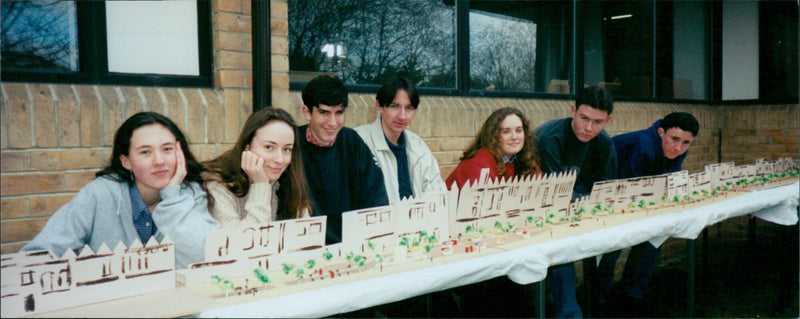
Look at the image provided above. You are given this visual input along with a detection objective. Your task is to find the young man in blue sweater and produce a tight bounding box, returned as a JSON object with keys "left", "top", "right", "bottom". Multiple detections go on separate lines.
{"left": 595, "top": 112, "right": 699, "bottom": 316}
{"left": 298, "top": 75, "right": 389, "bottom": 244}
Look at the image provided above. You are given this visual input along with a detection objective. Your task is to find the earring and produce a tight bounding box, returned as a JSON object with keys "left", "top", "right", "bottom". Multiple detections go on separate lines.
{"left": 130, "top": 170, "right": 134, "bottom": 181}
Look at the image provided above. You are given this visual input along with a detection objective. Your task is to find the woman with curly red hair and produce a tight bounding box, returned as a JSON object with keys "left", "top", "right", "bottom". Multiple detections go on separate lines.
{"left": 446, "top": 106, "right": 542, "bottom": 189}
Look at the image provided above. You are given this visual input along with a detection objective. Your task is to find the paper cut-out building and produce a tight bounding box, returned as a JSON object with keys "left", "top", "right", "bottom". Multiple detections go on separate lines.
{"left": 0, "top": 237, "right": 175, "bottom": 317}
{"left": 178, "top": 216, "right": 327, "bottom": 286}
{"left": 2, "top": 157, "right": 797, "bottom": 314}
{"left": 453, "top": 170, "right": 577, "bottom": 232}
{"left": 585, "top": 170, "right": 689, "bottom": 211}
{"left": 341, "top": 190, "right": 453, "bottom": 253}
{"left": 180, "top": 157, "right": 798, "bottom": 286}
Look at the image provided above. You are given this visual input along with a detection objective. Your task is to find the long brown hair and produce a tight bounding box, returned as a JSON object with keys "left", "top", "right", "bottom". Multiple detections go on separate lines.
{"left": 97, "top": 112, "right": 208, "bottom": 194}
{"left": 203, "top": 108, "right": 311, "bottom": 220}
{"left": 460, "top": 107, "right": 540, "bottom": 177}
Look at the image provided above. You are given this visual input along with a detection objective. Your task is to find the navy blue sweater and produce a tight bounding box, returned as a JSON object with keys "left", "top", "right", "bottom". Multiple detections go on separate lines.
{"left": 536, "top": 118, "right": 618, "bottom": 199}
{"left": 298, "top": 125, "right": 389, "bottom": 244}
{"left": 613, "top": 119, "right": 687, "bottom": 178}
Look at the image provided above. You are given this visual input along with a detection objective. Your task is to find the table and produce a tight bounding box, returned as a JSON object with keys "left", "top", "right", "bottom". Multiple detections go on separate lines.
{"left": 26, "top": 182, "right": 797, "bottom": 318}
{"left": 196, "top": 182, "right": 798, "bottom": 318}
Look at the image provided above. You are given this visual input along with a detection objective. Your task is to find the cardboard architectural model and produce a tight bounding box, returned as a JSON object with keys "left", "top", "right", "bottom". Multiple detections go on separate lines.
{"left": 180, "top": 158, "right": 797, "bottom": 301}
{"left": 575, "top": 157, "right": 799, "bottom": 217}
{"left": 451, "top": 170, "right": 577, "bottom": 237}
{"left": 1, "top": 157, "right": 797, "bottom": 316}
{"left": 177, "top": 216, "right": 327, "bottom": 286}
{"left": 195, "top": 157, "right": 799, "bottom": 294}
{"left": 342, "top": 190, "right": 452, "bottom": 255}
{"left": 1, "top": 237, "right": 175, "bottom": 317}
{"left": 183, "top": 170, "right": 580, "bottom": 288}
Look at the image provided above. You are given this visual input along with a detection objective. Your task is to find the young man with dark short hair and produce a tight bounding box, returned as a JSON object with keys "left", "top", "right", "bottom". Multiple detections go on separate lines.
{"left": 535, "top": 86, "right": 618, "bottom": 318}
{"left": 298, "top": 75, "right": 389, "bottom": 244}
{"left": 595, "top": 111, "right": 700, "bottom": 317}
{"left": 355, "top": 76, "right": 445, "bottom": 204}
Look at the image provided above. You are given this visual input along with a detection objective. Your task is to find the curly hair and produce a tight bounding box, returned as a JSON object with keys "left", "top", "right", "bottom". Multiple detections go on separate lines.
{"left": 460, "top": 107, "right": 540, "bottom": 177}
{"left": 203, "top": 107, "right": 312, "bottom": 220}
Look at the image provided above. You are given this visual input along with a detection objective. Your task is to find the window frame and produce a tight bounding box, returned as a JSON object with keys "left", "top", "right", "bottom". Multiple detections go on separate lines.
{"left": 288, "top": 0, "right": 576, "bottom": 101}
{"left": 1, "top": 1, "right": 213, "bottom": 88}
{"left": 283, "top": 0, "right": 795, "bottom": 104}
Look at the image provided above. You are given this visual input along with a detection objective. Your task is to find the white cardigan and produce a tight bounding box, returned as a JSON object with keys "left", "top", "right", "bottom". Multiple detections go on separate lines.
{"left": 355, "top": 117, "right": 446, "bottom": 204}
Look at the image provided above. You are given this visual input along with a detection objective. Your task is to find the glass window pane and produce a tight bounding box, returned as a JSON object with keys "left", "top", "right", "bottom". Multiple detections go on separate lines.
{"left": 1, "top": 0, "right": 79, "bottom": 72}
{"left": 759, "top": 1, "right": 798, "bottom": 101}
{"left": 660, "top": 1, "right": 709, "bottom": 100}
{"left": 106, "top": 1, "right": 199, "bottom": 76}
{"left": 470, "top": 1, "right": 573, "bottom": 94}
{"left": 288, "top": 0, "right": 456, "bottom": 88}
{"left": 583, "top": 0, "right": 653, "bottom": 98}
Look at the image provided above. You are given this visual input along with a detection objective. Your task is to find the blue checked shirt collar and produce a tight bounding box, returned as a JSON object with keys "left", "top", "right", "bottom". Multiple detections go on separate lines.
{"left": 502, "top": 154, "right": 517, "bottom": 164}
{"left": 129, "top": 184, "right": 157, "bottom": 244}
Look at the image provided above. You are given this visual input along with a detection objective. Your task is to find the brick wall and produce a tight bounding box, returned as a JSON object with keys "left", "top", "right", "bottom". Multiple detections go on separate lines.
{"left": 1, "top": 0, "right": 797, "bottom": 271}
{"left": 4, "top": 83, "right": 795, "bottom": 253}
{"left": 0, "top": 0, "right": 259, "bottom": 253}
{"left": 720, "top": 104, "right": 800, "bottom": 164}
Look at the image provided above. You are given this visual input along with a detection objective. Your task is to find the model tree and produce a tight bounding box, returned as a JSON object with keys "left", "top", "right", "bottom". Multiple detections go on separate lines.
{"left": 282, "top": 263, "right": 295, "bottom": 276}
{"left": 375, "top": 253, "right": 385, "bottom": 272}
{"left": 294, "top": 268, "right": 305, "bottom": 282}
{"left": 211, "top": 275, "right": 235, "bottom": 298}
{"left": 305, "top": 259, "right": 318, "bottom": 278}
{"left": 422, "top": 232, "right": 437, "bottom": 254}
{"left": 545, "top": 211, "right": 555, "bottom": 224}
{"left": 399, "top": 236, "right": 410, "bottom": 251}
{"left": 253, "top": 268, "right": 270, "bottom": 289}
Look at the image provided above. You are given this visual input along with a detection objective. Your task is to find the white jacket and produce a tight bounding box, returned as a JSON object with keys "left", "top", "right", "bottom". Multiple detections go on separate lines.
{"left": 355, "top": 117, "right": 446, "bottom": 204}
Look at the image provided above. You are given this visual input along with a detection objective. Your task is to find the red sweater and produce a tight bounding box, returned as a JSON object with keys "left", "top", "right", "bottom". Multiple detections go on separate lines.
{"left": 445, "top": 148, "right": 515, "bottom": 190}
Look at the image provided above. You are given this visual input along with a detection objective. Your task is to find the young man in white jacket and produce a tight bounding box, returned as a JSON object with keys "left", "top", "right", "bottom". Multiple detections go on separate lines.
{"left": 355, "top": 76, "right": 445, "bottom": 204}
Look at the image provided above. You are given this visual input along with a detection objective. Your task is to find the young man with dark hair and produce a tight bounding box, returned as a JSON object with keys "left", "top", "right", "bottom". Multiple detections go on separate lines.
{"left": 595, "top": 111, "right": 700, "bottom": 316}
{"left": 298, "top": 75, "right": 389, "bottom": 244}
{"left": 355, "top": 76, "right": 445, "bottom": 204}
{"left": 535, "top": 86, "right": 618, "bottom": 318}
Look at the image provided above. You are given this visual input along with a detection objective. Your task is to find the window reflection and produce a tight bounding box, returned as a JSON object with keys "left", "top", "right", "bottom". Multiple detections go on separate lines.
{"left": 584, "top": 1, "right": 709, "bottom": 100}
{"left": 469, "top": 1, "right": 573, "bottom": 93}
{"left": 288, "top": 0, "right": 456, "bottom": 88}
{"left": 285, "top": 0, "right": 728, "bottom": 101}
{"left": 583, "top": 0, "right": 654, "bottom": 98}
{"left": 668, "top": 1, "right": 708, "bottom": 100}
{"left": 1, "top": 0, "right": 79, "bottom": 72}
{"left": 470, "top": 11, "right": 538, "bottom": 92}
